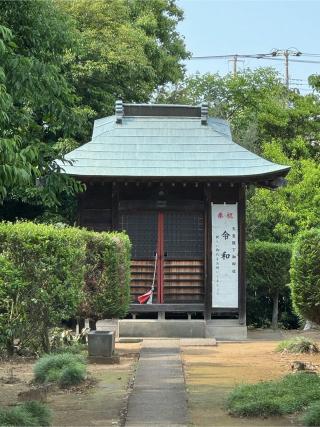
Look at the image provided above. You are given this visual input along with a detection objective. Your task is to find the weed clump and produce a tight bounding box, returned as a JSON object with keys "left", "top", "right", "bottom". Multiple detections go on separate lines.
{"left": 276, "top": 337, "right": 319, "bottom": 354}
{"left": 227, "top": 373, "right": 320, "bottom": 417}
{"left": 302, "top": 402, "right": 320, "bottom": 426}
{"left": 52, "top": 343, "right": 87, "bottom": 355}
{"left": 0, "top": 401, "right": 51, "bottom": 426}
{"left": 34, "top": 352, "right": 86, "bottom": 387}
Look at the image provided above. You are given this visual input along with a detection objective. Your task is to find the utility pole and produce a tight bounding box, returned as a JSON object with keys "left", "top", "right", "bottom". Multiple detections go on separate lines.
{"left": 271, "top": 48, "right": 302, "bottom": 88}
{"left": 229, "top": 54, "right": 244, "bottom": 77}
{"left": 284, "top": 50, "right": 289, "bottom": 88}
{"left": 233, "top": 54, "right": 238, "bottom": 76}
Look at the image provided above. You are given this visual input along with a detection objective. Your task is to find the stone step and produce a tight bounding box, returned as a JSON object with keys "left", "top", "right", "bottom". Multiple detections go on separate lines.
{"left": 119, "top": 319, "right": 247, "bottom": 340}
{"left": 119, "top": 319, "right": 206, "bottom": 338}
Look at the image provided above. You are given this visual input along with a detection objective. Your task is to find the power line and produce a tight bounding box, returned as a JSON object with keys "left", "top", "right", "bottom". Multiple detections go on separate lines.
{"left": 191, "top": 55, "right": 320, "bottom": 64}
{"left": 189, "top": 49, "right": 320, "bottom": 88}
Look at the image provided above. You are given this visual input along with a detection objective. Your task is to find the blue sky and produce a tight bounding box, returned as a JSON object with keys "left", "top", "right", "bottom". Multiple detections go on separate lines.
{"left": 177, "top": 0, "right": 320, "bottom": 93}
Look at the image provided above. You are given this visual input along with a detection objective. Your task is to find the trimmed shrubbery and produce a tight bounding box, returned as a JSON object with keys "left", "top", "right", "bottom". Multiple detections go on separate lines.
{"left": 0, "top": 255, "right": 26, "bottom": 355}
{"left": 227, "top": 373, "right": 320, "bottom": 417}
{"left": 0, "top": 222, "right": 87, "bottom": 354}
{"left": 291, "top": 228, "right": 320, "bottom": 324}
{"left": 246, "top": 241, "right": 295, "bottom": 329}
{"left": 0, "top": 222, "right": 131, "bottom": 355}
{"left": 0, "top": 401, "right": 51, "bottom": 426}
{"left": 276, "top": 337, "right": 319, "bottom": 354}
{"left": 34, "top": 352, "right": 86, "bottom": 387}
{"left": 82, "top": 231, "right": 131, "bottom": 321}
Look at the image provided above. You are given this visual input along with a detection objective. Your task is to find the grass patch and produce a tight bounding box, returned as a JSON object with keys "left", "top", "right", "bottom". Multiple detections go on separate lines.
{"left": 34, "top": 352, "right": 86, "bottom": 387}
{"left": 227, "top": 373, "right": 320, "bottom": 417}
{"left": 0, "top": 401, "right": 51, "bottom": 426}
{"left": 276, "top": 337, "right": 319, "bottom": 353}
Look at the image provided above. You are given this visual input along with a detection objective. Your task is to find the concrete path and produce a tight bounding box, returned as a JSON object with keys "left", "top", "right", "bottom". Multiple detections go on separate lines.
{"left": 125, "top": 339, "right": 188, "bottom": 427}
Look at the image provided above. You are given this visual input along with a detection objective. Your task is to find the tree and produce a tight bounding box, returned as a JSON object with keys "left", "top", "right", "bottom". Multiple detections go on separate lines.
{"left": 247, "top": 141, "right": 320, "bottom": 242}
{"left": 247, "top": 241, "right": 291, "bottom": 329}
{"left": 0, "top": 1, "right": 89, "bottom": 208}
{"left": 56, "top": 0, "right": 189, "bottom": 119}
{"left": 0, "top": 25, "right": 39, "bottom": 202}
{"left": 291, "top": 229, "right": 320, "bottom": 324}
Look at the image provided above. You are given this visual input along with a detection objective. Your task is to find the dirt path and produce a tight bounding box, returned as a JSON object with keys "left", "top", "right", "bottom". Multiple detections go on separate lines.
{"left": 182, "top": 340, "right": 320, "bottom": 427}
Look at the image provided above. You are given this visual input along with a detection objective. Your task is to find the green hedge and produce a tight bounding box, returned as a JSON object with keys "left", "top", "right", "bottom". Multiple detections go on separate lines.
{"left": 0, "top": 255, "right": 26, "bottom": 354}
{"left": 246, "top": 241, "right": 297, "bottom": 328}
{"left": 291, "top": 229, "right": 320, "bottom": 324}
{"left": 82, "top": 231, "right": 131, "bottom": 320}
{"left": 0, "top": 222, "right": 131, "bottom": 354}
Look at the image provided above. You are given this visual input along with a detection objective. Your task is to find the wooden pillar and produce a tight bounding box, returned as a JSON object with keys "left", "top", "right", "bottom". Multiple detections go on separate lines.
{"left": 77, "top": 192, "right": 84, "bottom": 227}
{"left": 204, "top": 187, "right": 212, "bottom": 320}
{"left": 112, "top": 183, "right": 119, "bottom": 230}
{"left": 238, "top": 184, "right": 246, "bottom": 325}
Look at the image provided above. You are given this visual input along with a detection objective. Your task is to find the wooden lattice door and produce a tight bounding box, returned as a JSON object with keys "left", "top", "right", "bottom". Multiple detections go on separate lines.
{"left": 120, "top": 212, "right": 158, "bottom": 303}
{"left": 120, "top": 210, "right": 205, "bottom": 304}
{"left": 163, "top": 211, "right": 205, "bottom": 303}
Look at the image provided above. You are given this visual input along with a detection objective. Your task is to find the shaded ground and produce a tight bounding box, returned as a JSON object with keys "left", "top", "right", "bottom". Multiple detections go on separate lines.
{"left": 182, "top": 331, "right": 320, "bottom": 427}
{"left": 3, "top": 331, "right": 320, "bottom": 426}
{"left": 0, "top": 342, "right": 140, "bottom": 427}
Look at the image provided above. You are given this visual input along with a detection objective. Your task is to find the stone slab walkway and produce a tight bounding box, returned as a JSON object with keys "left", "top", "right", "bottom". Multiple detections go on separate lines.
{"left": 125, "top": 339, "right": 188, "bottom": 427}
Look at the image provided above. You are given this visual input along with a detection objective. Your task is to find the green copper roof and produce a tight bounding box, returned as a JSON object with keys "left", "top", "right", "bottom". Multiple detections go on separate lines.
{"left": 57, "top": 104, "right": 290, "bottom": 180}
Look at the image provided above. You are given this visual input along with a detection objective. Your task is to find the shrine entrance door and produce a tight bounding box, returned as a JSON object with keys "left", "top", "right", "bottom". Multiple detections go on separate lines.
{"left": 120, "top": 210, "right": 205, "bottom": 304}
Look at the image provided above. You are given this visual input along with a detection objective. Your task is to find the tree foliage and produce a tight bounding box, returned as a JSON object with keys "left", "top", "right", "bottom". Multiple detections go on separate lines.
{"left": 247, "top": 142, "right": 320, "bottom": 242}
{"left": 56, "top": 0, "right": 188, "bottom": 120}
{"left": 246, "top": 241, "right": 294, "bottom": 329}
{"left": 0, "top": 1, "right": 88, "bottom": 207}
{"left": 0, "top": 25, "right": 38, "bottom": 202}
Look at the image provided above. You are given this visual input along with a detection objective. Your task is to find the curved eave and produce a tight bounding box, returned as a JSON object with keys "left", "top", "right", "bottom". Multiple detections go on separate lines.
{"left": 60, "top": 166, "right": 290, "bottom": 184}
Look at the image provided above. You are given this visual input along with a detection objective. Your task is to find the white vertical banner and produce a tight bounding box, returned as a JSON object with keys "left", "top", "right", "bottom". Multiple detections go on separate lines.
{"left": 212, "top": 203, "right": 238, "bottom": 308}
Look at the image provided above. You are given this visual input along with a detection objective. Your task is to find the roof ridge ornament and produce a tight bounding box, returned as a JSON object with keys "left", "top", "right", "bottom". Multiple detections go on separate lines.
{"left": 115, "top": 99, "right": 123, "bottom": 124}
{"left": 201, "top": 103, "right": 208, "bottom": 125}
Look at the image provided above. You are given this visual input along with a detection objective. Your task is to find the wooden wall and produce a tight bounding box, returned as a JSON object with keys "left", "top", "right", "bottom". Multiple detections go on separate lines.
{"left": 77, "top": 180, "right": 246, "bottom": 320}
{"left": 78, "top": 182, "right": 112, "bottom": 231}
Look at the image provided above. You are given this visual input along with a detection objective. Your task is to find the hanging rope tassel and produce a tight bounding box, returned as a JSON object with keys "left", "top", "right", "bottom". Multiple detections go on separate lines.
{"left": 138, "top": 252, "right": 157, "bottom": 304}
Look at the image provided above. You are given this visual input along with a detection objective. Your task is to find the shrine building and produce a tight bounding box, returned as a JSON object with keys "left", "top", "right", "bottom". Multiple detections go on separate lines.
{"left": 58, "top": 101, "right": 290, "bottom": 339}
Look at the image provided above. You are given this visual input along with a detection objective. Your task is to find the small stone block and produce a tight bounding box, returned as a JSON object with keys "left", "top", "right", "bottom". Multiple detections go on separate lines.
{"left": 88, "top": 330, "right": 115, "bottom": 358}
